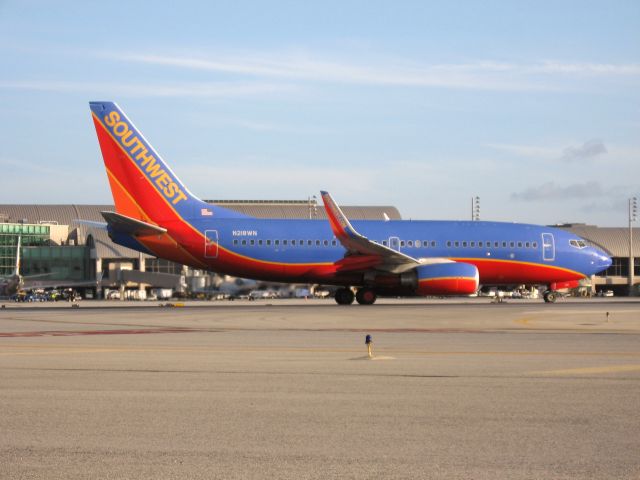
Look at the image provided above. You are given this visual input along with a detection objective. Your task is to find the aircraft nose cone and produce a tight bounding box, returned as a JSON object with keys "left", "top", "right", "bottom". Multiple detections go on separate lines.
{"left": 592, "top": 250, "right": 612, "bottom": 273}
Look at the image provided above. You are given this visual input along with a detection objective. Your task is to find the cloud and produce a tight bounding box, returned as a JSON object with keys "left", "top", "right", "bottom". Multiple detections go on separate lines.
{"left": 111, "top": 52, "right": 640, "bottom": 92}
{"left": 485, "top": 139, "right": 608, "bottom": 162}
{"left": 560, "top": 140, "right": 607, "bottom": 162}
{"left": 484, "top": 143, "right": 558, "bottom": 159}
{"left": 511, "top": 181, "right": 604, "bottom": 201}
{"left": 0, "top": 80, "right": 295, "bottom": 98}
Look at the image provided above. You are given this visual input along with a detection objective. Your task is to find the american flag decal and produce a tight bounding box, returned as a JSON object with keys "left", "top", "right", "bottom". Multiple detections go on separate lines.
{"left": 201, "top": 208, "right": 213, "bottom": 216}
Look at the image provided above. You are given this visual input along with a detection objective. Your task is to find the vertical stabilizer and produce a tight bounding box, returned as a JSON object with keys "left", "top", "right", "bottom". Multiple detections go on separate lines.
{"left": 89, "top": 101, "right": 247, "bottom": 225}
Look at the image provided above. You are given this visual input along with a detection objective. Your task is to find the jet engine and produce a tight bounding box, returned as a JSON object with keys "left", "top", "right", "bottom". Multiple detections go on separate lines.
{"left": 414, "top": 262, "right": 479, "bottom": 296}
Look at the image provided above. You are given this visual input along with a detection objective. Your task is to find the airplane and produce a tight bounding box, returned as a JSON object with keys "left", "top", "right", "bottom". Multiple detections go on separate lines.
{"left": 0, "top": 234, "right": 103, "bottom": 299}
{"left": 88, "top": 101, "right": 612, "bottom": 304}
{"left": 0, "top": 235, "right": 23, "bottom": 298}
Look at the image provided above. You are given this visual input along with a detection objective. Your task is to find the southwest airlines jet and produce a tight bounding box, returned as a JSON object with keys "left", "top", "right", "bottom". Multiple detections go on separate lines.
{"left": 89, "top": 102, "right": 611, "bottom": 304}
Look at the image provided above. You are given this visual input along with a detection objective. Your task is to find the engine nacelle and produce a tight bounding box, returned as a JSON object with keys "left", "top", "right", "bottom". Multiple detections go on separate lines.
{"left": 550, "top": 280, "right": 581, "bottom": 291}
{"left": 415, "top": 262, "right": 479, "bottom": 296}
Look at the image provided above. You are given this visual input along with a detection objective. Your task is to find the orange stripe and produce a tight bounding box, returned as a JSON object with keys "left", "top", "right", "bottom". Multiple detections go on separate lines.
{"left": 104, "top": 167, "right": 208, "bottom": 268}
{"left": 453, "top": 257, "right": 584, "bottom": 279}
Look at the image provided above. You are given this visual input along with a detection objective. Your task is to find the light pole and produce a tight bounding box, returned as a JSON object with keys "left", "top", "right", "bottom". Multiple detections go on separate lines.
{"left": 471, "top": 196, "right": 480, "bottom": 221}
{"left": 308, "top": 195, "right": 317, "bottom": 219}
{"left": 629, "top": 197, "right": 637, "bottom": 295}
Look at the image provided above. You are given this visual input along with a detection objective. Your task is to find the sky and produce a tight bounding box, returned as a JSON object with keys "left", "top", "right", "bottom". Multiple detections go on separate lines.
{"left": 0, "top": 0, "right": 638, "bottom": 227}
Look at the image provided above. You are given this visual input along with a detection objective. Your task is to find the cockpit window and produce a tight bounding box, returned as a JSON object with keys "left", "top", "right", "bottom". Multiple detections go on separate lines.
{"left": 569, "top": 239, "right": 587, "bottom": 249}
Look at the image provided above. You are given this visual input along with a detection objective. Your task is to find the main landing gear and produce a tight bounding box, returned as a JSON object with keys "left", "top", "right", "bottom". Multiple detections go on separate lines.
{"left": 543, "top": 290, "right": 557, "bottom": 303}
{"left": 334, "top": 287, "right": 378, "bottom": 305}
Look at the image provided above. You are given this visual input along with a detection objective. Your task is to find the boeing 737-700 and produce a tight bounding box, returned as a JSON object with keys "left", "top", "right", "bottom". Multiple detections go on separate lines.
{"left": 89, "top": 101, "right": 612, "bottom": 304}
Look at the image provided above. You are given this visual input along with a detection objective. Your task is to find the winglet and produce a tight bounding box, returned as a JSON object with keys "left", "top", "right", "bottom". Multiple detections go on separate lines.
{"left": 320, "top": 191, "right": 360, "bottom": 242}
{"left": 320, "top": 191, "right": 421, "bottom": 272}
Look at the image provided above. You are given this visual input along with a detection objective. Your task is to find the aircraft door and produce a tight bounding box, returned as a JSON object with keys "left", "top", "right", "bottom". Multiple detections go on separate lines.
{"left": 542, "top": 233, "right": 555, "bottom": 261}
{"left": 205, "top": 230, "right": 219, "bottom": 258}
{"left": 389, "top": 236, "right": 401, "bottom": 252}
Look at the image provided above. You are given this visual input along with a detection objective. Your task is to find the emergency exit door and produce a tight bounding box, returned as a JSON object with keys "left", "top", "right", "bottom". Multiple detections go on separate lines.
{"left": 205, "top": 230, "right": 219, "bottom": 258}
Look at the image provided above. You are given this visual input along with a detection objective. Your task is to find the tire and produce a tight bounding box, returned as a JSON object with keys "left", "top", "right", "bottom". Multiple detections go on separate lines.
{"left": 335, "top": 287, "right": 355, "bottom": 305}
{"left": 543, "top": 291, "right": 557, "bottom": 303}
{"left": 355, "top": 288, "right": 377, "bottom": 305}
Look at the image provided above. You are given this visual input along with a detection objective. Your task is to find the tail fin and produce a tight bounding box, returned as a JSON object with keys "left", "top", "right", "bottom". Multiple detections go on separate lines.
{"left": 89, "top": 101, "right": 246, "bottom": 224}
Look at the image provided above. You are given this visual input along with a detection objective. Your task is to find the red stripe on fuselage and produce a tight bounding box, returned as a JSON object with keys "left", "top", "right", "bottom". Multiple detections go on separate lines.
{"left": 457, "top": 257, "right": 583, "bottom": 284}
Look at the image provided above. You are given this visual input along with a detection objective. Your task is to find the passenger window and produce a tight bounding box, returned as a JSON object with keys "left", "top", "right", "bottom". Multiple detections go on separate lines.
{"left": 323, "top": 240, "right": 329, "bottom": 246}
{"left": 250, "top": 240, "right": 255, "bottom": 246}
{"left": 470, "top": 241, "right": 475, "bottom": 247}
{"left": 431, "top": 241, "right": 436, "bottom": 247}
{"left": 241, "top": 240, "right": 247, "bottom": 246}
{"left": 291, "top": 240, "right": 296, "bottom": 246}
{"left": 266, "top": 240, "right": 271, "bottom": 246}
{"left": 447, "top": 241, "right": 452, "bottom": 247}
{"left": 415, "top": 240, "right": 421, "bottom": 247}
{"left": 510, "top": 241, "right": 515, "bottom": 248}
{"left": 502, "top": 241, "right": 507, "bottom": 248}
{"left": 233, "top": 240, "right": 238, "bottom": 246}
{"left": 258, "top": 240, "right": 263, "bottom": 246}
{"left": 275, "top": 240, "right": 280, "bottom": 246}
{"left": 332, "top": 240, "right": 337, "bottom": 246}
{"left": 383, "top": 241, "right": 388, "bottom": 246}
{"left": 533, "top": 242, "right": 538, "bottom": 248}
{"left": 478, "top": 241, "right": 483, "bottom": 247}
{"left": 407, "top": 240, "right": 413, "bottom": 247}
{"left": 316, "top": 240, "right": 321, "bottom": 246}
{"left": 454, "top": 241, "right": 460, "bottom": 247}
{"left": 400, "top": 241, "right": 406, "bottom": 247}
{"left": 517, "top": 242, "right": 523, "bottom": 248}
{"left": 307, "top": 240, "right": 312, "bottom": 246}
{"left": 525, "top": 242, "right": 530, "bottom": 248}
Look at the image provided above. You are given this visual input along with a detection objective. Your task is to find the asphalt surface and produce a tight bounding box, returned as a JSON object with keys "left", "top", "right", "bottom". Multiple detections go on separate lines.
{"left": 1, "top": 298, "right": 639, "bottom": 479}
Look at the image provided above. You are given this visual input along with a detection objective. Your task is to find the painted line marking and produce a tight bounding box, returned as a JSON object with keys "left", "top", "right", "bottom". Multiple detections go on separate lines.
{"left": 529, "top": 364, "right": 640, "bottom": 375}
{"left": 513, "top": 317, "right": 532, "bottom": 326}
{"left": 0, "top": 328, "right": 196, "bottom": 338}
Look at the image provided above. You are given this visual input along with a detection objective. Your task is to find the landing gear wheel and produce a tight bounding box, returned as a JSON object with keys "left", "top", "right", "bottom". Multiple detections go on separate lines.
{"left": 335, "top": 287, "right": 355, "bottom": 305}
{"left": 356, "top": 288, "right": 377, "bottom": 305}
{"left": 543, "top": 291, "right": 557, "bottom": 303}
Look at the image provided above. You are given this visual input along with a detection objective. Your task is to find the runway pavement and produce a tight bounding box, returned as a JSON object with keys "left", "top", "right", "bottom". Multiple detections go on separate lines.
{"left": 1, "top": 298, "right": 639, "bottom": 479}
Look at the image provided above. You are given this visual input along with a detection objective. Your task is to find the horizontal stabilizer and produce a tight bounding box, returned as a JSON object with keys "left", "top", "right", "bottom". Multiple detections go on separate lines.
{"left": 74, "top": 219, "right": 108, "bottom": 230}
{"left": 100, "top": 211, "right": 167, "bottom": 236}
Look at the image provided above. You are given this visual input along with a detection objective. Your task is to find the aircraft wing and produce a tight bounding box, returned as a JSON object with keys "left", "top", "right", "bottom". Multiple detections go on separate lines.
{"left": 321, "top": 191, "right": 446, "bottom": 273}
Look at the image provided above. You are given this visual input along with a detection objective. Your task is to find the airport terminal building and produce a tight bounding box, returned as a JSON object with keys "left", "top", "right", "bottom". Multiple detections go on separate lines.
{"left": 1, "top": 202, "right": 638, "bottom": 298}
